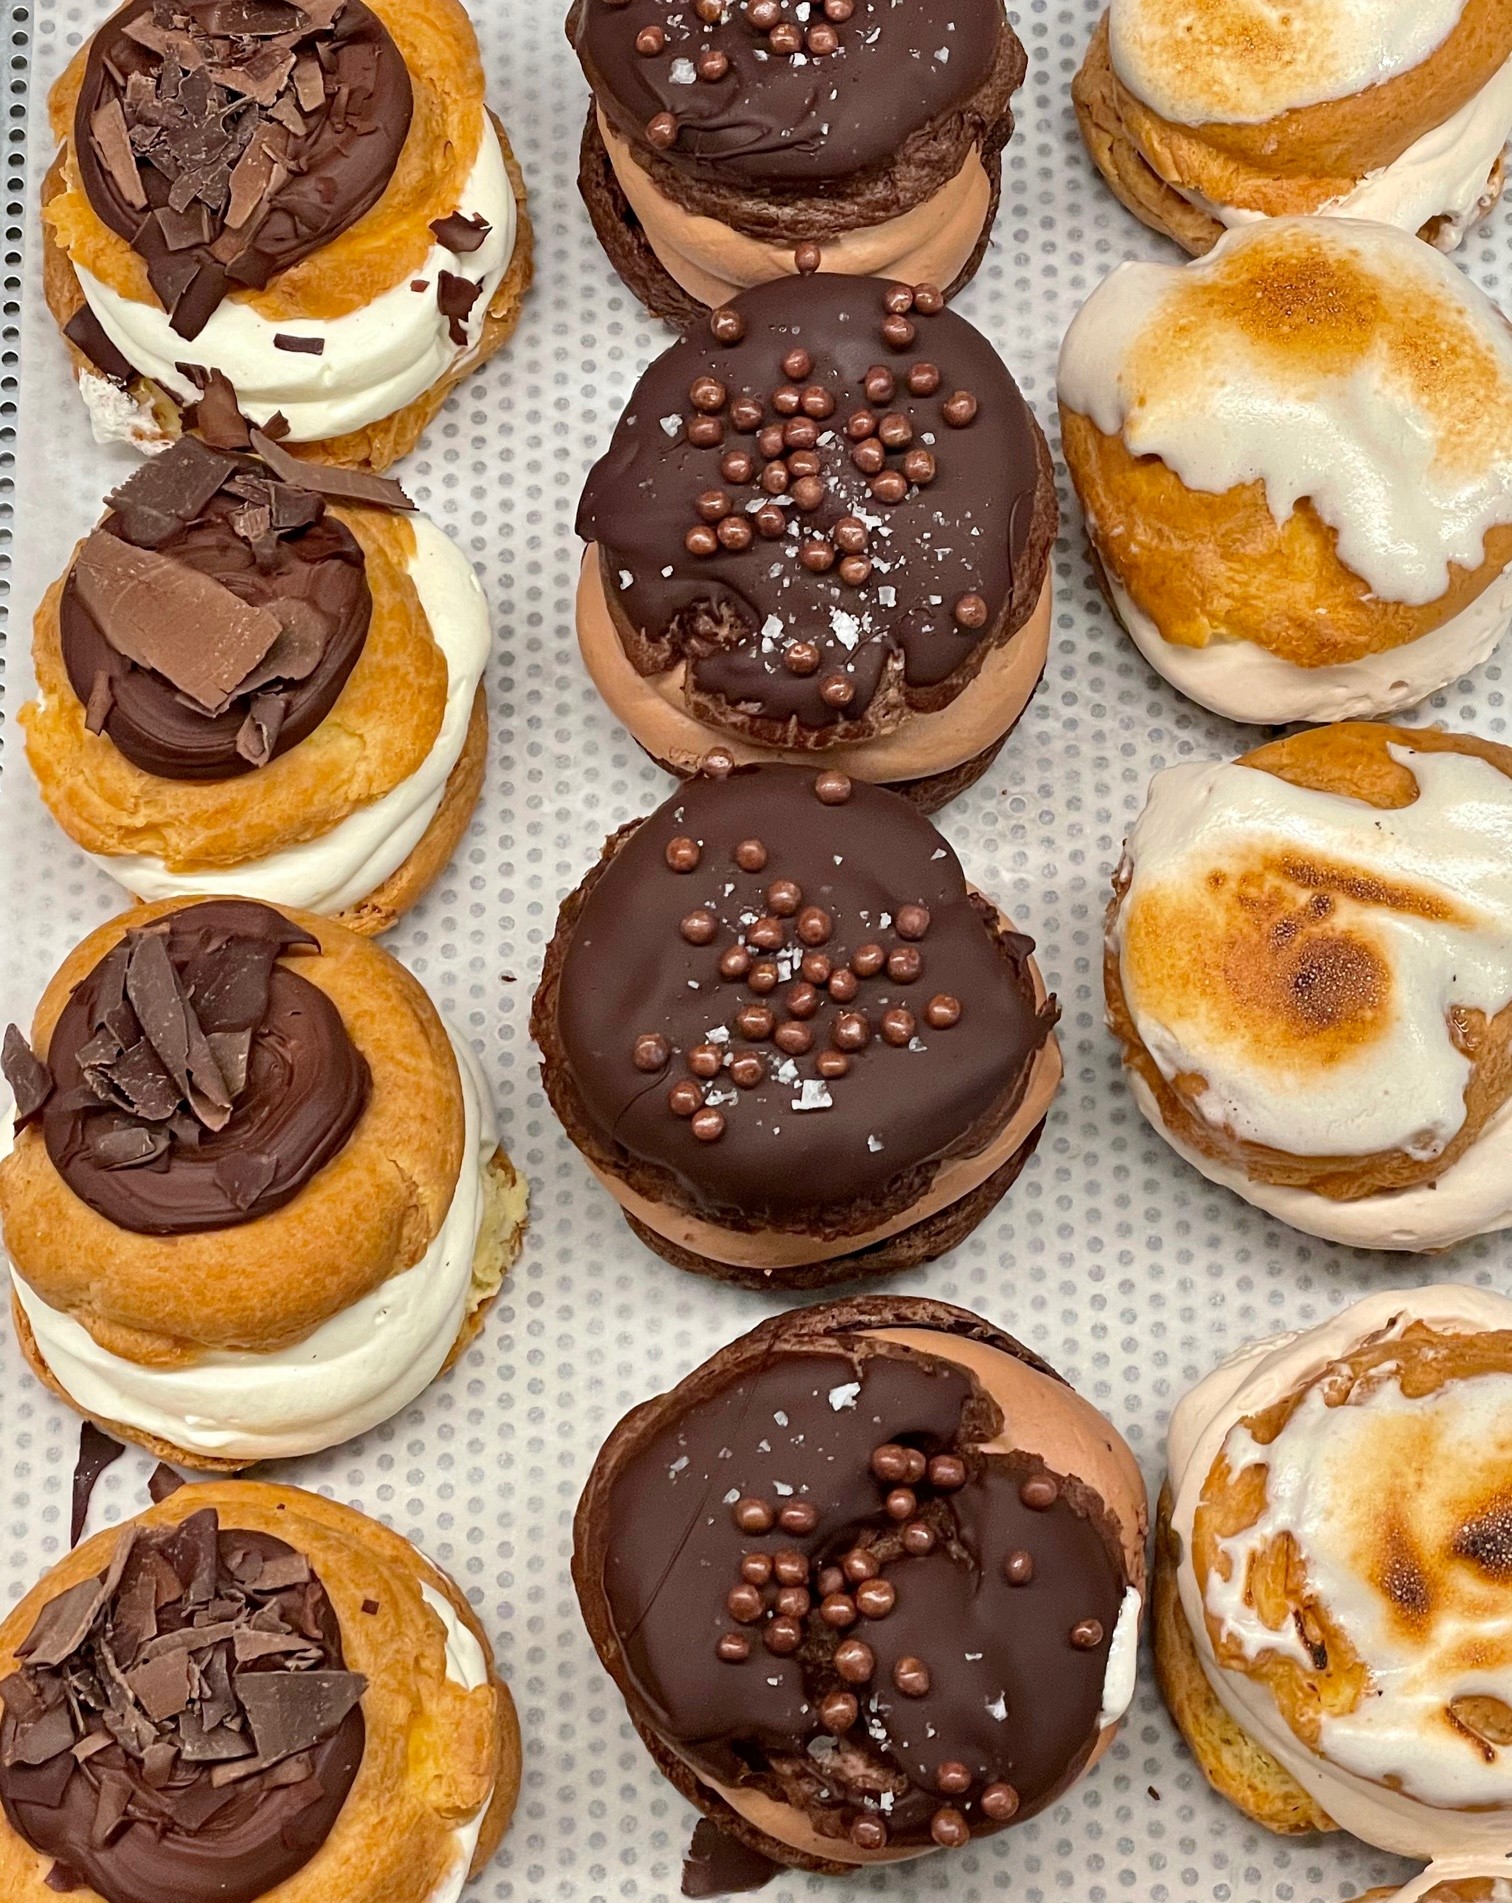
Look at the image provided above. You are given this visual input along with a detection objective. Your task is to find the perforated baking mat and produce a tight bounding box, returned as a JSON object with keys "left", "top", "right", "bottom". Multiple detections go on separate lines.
{"left": 4, "top": 2, "right": 1510, "bottom": 1897}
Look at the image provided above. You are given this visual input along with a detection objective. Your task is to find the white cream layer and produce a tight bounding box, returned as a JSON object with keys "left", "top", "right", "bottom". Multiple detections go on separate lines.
{"left": 1179, "top": 52, "right": 1512, "bottom": 246}
{"left": 1109, "top": 0, "right": 1469, "bottom": 127}
{"left": 1100, "top": 1585, "right": 1144, "bottom": 1728}
{"left": 419, "top": 1579, "right": 493, "bottom": 1903}
{"left": 1116, "top": 746, "right": 1512, "bottom": 1161}
{"left": 1108, "top": 566, "right": 1512, "bottom": 723}
{"left": 1394, "top": 1863, "right": 1512, "bottom": 1902}
{"left": 89, "top": 513, "right": 490, "bottom": 917}
{"left": 74, "top": 118, "right": 516, "bottom": 445}
{"left": 1167, "top": 1285, "right": 1512, "bottom": 1858}
{"left": 1057, "top": 218, "right": 1512, "bottom": 606}
{"left": 8, "top": 1021, "right": 498, "bottom": 1461}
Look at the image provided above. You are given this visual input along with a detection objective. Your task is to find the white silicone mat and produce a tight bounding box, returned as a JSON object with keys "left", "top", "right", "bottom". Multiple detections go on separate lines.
{"left": 4, "top": 3, "right": 1511, "bottom": 1898}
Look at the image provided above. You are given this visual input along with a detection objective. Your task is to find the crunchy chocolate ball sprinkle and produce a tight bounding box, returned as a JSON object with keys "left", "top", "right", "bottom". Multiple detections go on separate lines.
{"left": 779, "top": 1500, "right": 819, "bottom": 1535}
{"left": 1021, "top": 1474, "right": 1060, "bottom": 1511}
{"left": 721, "top": 447, "right": 755, "bottom": 482}
{"left": 820, "top": 1690, "right": 859, "bottom": 1733}
{"left": 734, "top": 837, "right": 768, "bottom": 871}
{"left": 842, "top": 1547, "right": 880, "bottom": 1583}
{"left": 690, "top": 375, "right": 728, "bottom": 413}
{"left": 881, "top": 1008, "right": 916, "bottom": 1047}
{"left": 883, "top": 285, "right": 916, "bottom": 316}
{"left": 850, "top": 1815, "right": 887, "bottom": 1851}
{"left": 741, "top": 1552, "right": 774, "bottom": 1585}
{"left": 697, "top": 47, "right": 731, "bottom": 79}
{"left": 764, "top": 1614, "right": 803, "bottom": 1653}
{"left": 980, "top": 1782, "right": 1021, "bottom": 1821}
{"left": 927, "top": 993, "right": 964, "bottom": 1029}
{"left": 636, "top": 24, "right": 666, "bottom": 54}
{"left": 686, "top": 414, "right": 724, "bottom": 449}
{"left": 909, "top": 362, "right": 943, "bottom": 395}
{"left": 716, "top": 1632, "right": 751, "bottom": 1662}
{"left": 902, "top": 1519, "right": 936, "bottom": 1556}
{"left": 680, "top": 909, "right": 718, "bottom": 945}
{"left": 936, "top": 1760, "right": 972, "bottom": 1795}
{"left": 1070, "top": 1618, "right": 1105, "bottom": 1650}
{"left": 888, "top": 946, "right": 923, "bottom": 984}
{"left": 954, "top": 592, "right": 989, "bottom": 629}
{"left": 1004, "top": 1548, "right": 1035, "bottom": 1586}
{"left": 688, "top": 1043, "right": 723, "bottom": 1079}
{"left": 646, "top": 110, "right": 678, "bottom": 147}
{"left": 820, "top": 1591, "right": 859, "bottom": 1629}
{"left": 834, "top": 1638, "right": 876, "bottom": 1684}
{"left": 882, "top": 313, "right": 917, "bottom": 350}
{"left": 794, "top": 241, "right": 823, "bottom": 274}
{"left": 896, "top": 903, "right": 932, "bottom": 941}
{"left": 719, "top": 945, "right": 753, "bottom": 980}
{"left": 665, "top": 835, "right": 701, "bottom": 871}
{"left": 814, "top": 769, "right": 852, "bottom": 804}
{"left": 767, "top": 878, "right": 802, "bottom": 915}
{"left": 726, "top": 1582, "right": 763, "bottom": 1623}
{"left": 885, "top": 1486, "right": 918, "bottom": 1521}
{"left": 782, "top": 347, "right": 814, "bottom": 381}
{"left": 632, "top": 1033, "right": 671, "bottom": 1072}
{"left": 893, "top": 1656, "right": 931, "bottom": 1697}
{"left": 668, "top": 1078, "right": 704, "bottom": 1118}
{"left": 855, "top": 1577, "right": 896, "bottom": 1619}
{"left": 943, "top": 390, "right": 980, "bottom": 427}
{"left": 732, "top": 1496, "right": 774, "bottom": 1533}
{"left": 852, "top": 943, "right": 885, "bottom": 979}
{"left": 776, "top": 1584, "right": 811, "bottom": 1619}
{"left": 928, "top": 1454, "right": 968, "bottom": 1492}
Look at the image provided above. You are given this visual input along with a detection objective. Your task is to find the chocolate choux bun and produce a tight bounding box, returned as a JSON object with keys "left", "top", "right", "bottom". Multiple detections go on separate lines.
{"left": 42, "top": 0, "right": 533, "bottom": 471}
{"left": 1059, "top": 218, "right": 1512, "bottom": 726}
{"left": 577, "top": 274, "right": 1057, "bottom": 812}
{"left": 0, "top": 898, "right": 527, "bottom": 1469}
{"left": 0, "top": 1479, "right": 520, "bottom": 1902}
{"left": 1156, "top": 1286, "right": 1512, "bottom": 1860}
{"left": 573, "top": 1296, "right": 1148, "bottom": 1872}
{"left": 1073, "top": 0, "right": 1512, "bottom": 255}
{"left": 21, "top": 437, "right": 491, "bottom": 934}
{"left": 1106, "top": 723, "right": 1512, "bottom": 1252}
{"left": 531, "top": 764, "right": 1060, "bottom": 1288}
{"left": 567, "top": 0, "right": 1024, "bottom": 326}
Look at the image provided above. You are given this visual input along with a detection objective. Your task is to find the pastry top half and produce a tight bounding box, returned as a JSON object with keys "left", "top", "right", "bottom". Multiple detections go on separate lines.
{"left": 1103, "top": 0, "right": 1512, "bottom": 211}
{"left": 0, "top": 896, "right": 465, "bottom": 1361}
{"left": 534, "top": 764, "right": 1058, "bottom": 1235}
{"left": 578, "top": 273, "right": 1056, "bottom": 751}
{"left": 0, "top": 1481, "right": 513, "bottom": 1903}
{"left": 1167, "top": 1285, "right": 1512, "bottom": 1862}
{"left": 20, "top": 433, "right": 473, "bottom": 881}
{"left": 568, "top": 0, "right": 1014, "bottom": 196}
{"left": 574, "top": 1296, "right": 1148, "bottom": 1866}
{"left": 1107, "top": 722, "right": 1512, "bottom": 1204}
{"left": 1059, "top": 217, "right": 1512, "bottom": 671}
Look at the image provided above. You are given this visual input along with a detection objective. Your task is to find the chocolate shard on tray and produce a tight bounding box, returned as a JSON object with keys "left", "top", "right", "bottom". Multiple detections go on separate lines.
{"left": 3, "top": 1024, "right": 55, "bottom": 1130}
{"left": 249, "top": 428, "right": 415, "bottom": 510}
{"left": 63, "top": 306, "right": 135, "bottom": 386}
{"left": 69, "top": 1424, "right": 126, "bottom": 1550}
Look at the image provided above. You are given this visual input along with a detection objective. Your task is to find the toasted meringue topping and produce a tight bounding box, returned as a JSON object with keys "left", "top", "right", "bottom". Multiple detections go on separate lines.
{"left": 1108, "top": 0, "right": 1469, "bottom": 126}
{"left": 1115, "top": 745, "right": 1512, "bottom": 1161}
{"left": 1057, "top": 219, "right": 1512, "bottom": 606}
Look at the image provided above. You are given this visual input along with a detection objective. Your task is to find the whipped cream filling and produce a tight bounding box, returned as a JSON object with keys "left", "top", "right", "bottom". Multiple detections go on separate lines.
{"left": 8, "top": 1021, "right": 499, "bottom": 1461}
{"left": 1167, "top": 1286, "right": 1512, "bottom": 1859}
{"left": 73, "top": 117, "right": 516, "bottom": 445}
{"left": 1396, "top": 1863, "right": 1512, "bottom": 1902}
{"left": 418, "top": 1579, "right": 493, "bottom": 1903}
{"left": 1100, "top": 1585, "right": 1144, "bottom": 1728}
{"left": 1175, "top": 52, "right": 1512, "bottom": 246}
{"left": 1057, "top": 218, "right": 1512, "bottom": 606}
{"left": 1109, "top": 0, "right": 1469, "bottom": 126}
{"left": 1115, "top": 746, "right": 1512, "bottom": 1161}
{"left": 90, "top": 513, "right": 490, "bottom": 917}
{"left": 1107, "top": 565, "right": 1512, "bottom": 723}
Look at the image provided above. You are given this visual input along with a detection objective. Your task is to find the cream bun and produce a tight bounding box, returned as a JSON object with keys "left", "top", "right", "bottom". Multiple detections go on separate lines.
{"left": 1365, "top": 1868, "right": 1512, "bottom": 1903}
{"left": 577, "top": 273, "right": 1057, "bottom": 813}
{"left": 531, "top": 764, "right": 1060, "bottom": 1288}
{"left": 1158, "top": 1286, "right": 1512, "bottom": 1860}
{"left": 573, "top": 1295, "right": 1148, "bottom": 1871}
{"left": 43, "top": 0, "right": 533, "bottom": 471}
{"left": 1106, "top": 723, "right": 1512, "bottom": 1252}
{"left": 567, "top": 0, "right": 1024, "bottom": 327}
{"left": 1074, "top": 0, "right": 1512, "bottom": 254}
{"left": 22, "top": 435, "right": 490, "bottom": 934}
{"left": 1059, "top": 218, "right": 1512, "bottom": 726}
{"left": 0, "top": 898, "right": 528, "bottom": 1468}
{"left": 0, "top": 1479, "right": 520, "bottom": 1902}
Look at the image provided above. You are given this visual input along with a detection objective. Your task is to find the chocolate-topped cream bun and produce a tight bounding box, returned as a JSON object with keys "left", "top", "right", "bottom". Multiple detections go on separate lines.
{"left": 574, "top": 1296, "right": 1148, "bottom": 1871}
{"left": 1156, "top": 1287, "right": 1512, "bottom": 1860}
{"left": 531, "top": 765, "right": 1060, "bottom": 1287}
{"left": 577, "top": 275, "right": 1057, "bottom": 812}
{"left": 0, "top": 898, "right": 528, "bottom": 1468}
{"left": 0, "top": 1479, "right": 521, "bottom": 1902}
{"left": 1074, "top": 0, "right": 1512, "bottom": 258}
{"left": 567, "top": 0, "right": 1025, "bottom": 326}
{"left": 42, "top": 0, "right": 533, "bottom": 470}
{"left": 22, "top": 434, "right": 492, "bottom": 933}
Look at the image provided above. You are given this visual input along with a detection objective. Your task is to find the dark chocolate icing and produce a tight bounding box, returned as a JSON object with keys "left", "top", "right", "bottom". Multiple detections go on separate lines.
{"left": 0, "top": 1510, "right": 364, "bottom": 1903}
{"left": 61, "top": 451, "right": 371, "bottom": 782}
{"left": 576, "top": 275, "right": 1047, "bottom": 739}
{"left": 39, "top": 899, "right": 370, "bottom": 1236}
{"left": 570, "top": 0, "right": 1006, "bottom": 188}
{"left": 592, "top": 1320, "right": 1127, "bottom": 1853}
{"left": 74, "top": 0, "right": 413, "bottom": 341}
{"left": 552, "top": 765, "right": 1053, "bottom": 1226}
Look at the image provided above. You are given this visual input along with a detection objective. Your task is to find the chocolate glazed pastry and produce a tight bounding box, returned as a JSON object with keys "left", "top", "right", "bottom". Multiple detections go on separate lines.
{"left": 75, "top": 0, "right": 414, "bottom": 341}
{"left": 531, "top": 765, "right": 1060, "bottom": 1288}
{"left": 60, "top": 435, "right": 381, "bottom": 780}
{"left": 573, "top": 1295, "right": 1148, "bottom": 1873}
{"left": 7, "top": 898, "right": 369, "bottom": 1236}
{"left": 576, "top": 275, "right": 1057, "bottom": 812}
{"left": 566, "top": 0, "right": 1024, "bottom": 324}
{"left": 0, "top": 1508, "right": 364, "bottom": 1903}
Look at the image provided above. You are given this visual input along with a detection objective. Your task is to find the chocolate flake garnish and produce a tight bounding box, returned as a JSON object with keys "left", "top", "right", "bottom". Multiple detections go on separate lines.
{"left": 234, "top": 1670, "right": 365, "bottom": 1765}
{"left": 72, "top": 532, "right": 284, "bottom": 715}
{"left": 235, "top": 692, "right": 287, "bottom": 768}
{"left": 436, "top": 270, "right": 482, "bottom": 347}
{"left": 178, "top": 365, "right": 254, "bottom": 450}
{"left": 430, "top": 210, "right": 490, "bottom": 253}
{"left": 104, "top": 437, "right": 240, "bottom": 548}
{"left": 84, "top": 671, "right": 116, "bottom": 736}
{"left": 63, "top": 307, "right": 135, "bottom": 386}
{"left": 90, "top": 98, "right": 147, "bottom": 210}
{"left": 70, "top": 1424, "right": 126, "bottom": 1549}
{"left": 147, "top": 1464, "right": 187, "bottom": 1505}
{"left": 3, "top": 1024, "right": 54, "bottom": 1130}
{"left": 272, "top": 332, "right": 324, "bottom": 354}
{"left": 248, "top": 427, "right": 414, "bottom": 510}
{"left": 681, "top": 1818, "right": 779, "bottom": 1897}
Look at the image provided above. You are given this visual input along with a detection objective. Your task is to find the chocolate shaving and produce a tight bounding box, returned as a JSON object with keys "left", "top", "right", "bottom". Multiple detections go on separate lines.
{"left": 291, "top": 51, "right": 325, "bottom": 111}
{"left": 3, "top": 1025, "right": 54, "bottom": 1130}
{"left": 84, "top": 671, "right": 116, "bottom": 736}
{"left": 235, "top": 692, "right": 287, "bottom": 767}
{"left": 249, "top": 428, "right": 414, "bottom": 510}
{"left": 212, "top": 1150, "right": 278, "bottom": 1208}
{"left": 45, "top": 1861, "right": 84, "bottom": 1891}
{"left": 436, "top": 269, "right": 482, "bottom": 347}
{"left": 148, "top": 1465, "right": 187, "bottom": 1505}
{"left": 104, "top": 437, "right": 240, "bottom": 547}
{"left": 234, "top": 1671, "right": 365, "bottom": 1765}
{"left": 430, "top": 210, "right": 490, "bottom": 254}
{"left": 72, "top": 532, "right": 284, "bottom": 715}
{"left": 90, "top": 97, "right": 147, "bottom": 210}
{"left": 178, "top": 365, "right": 253, "bottom": 450}
{"left": 70, "top": 1425, "right": 126, "bottom": 1549}
{"left": 154, "top": 201, "right": 214, "bottom": 251}
{"left": 63, "top": 307, "right": 135, "bottom": 386}
{"left": 272, "top": 332, "right": 323, "bottom": 354}
{"left": 681, "top": 1819, "right": 779, "bottom": 1898}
